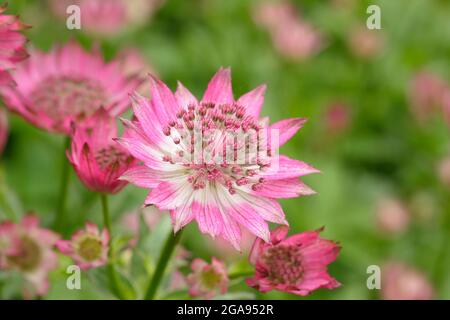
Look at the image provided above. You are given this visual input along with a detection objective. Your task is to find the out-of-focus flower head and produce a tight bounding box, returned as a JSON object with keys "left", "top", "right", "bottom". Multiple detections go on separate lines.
{"left": 438, "top": 156, "right": 450, "bottom": 188}
{"left": 0, "top": 4, "right": 29, "bottom": 86}
{"left": 376, "top": 198, "right": 410, "bottom": 235}
{"left": 68, "top": 109, "right": 137, "bottom": 194}
{"left": 246, "top": 226, "right": 340, "bottom": 296}
{"left": 0, "top": 41, "right": 143, "bottom": 134}
{"left": 348, "top": 27, "right": 383, "bottom": 59}
{"left": 324, "top": 102, "right": 351, "bottom": 134}
{"left": 0, "top": 215, "right": 60, "bottom": 297}
{"left": 409, "top": 71, "right": 449, "bottom": 122}
{"left": 253, "top": 1, "right": 323, "bottom": 61}
{"left": 56, "top": 222, "right": 109, "bottom": 270}
{"left": 117, "top": 68, "right": 319, "bottom": 250}
{"left": 381, "top": 262, "right": 434, "bottom": 300}
{"left": 0, "top": 108, "right": 8, "bottom": 155}
{"left": 187, "top": 257, "right": 228, "bottom": 299}
{"left": 49, "top": 0, "right": 165, "bottom": 38}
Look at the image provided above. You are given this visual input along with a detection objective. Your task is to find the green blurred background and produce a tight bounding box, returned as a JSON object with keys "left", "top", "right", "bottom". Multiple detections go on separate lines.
{"left": 1, "top": 0, "right": 450, "bottom": 299}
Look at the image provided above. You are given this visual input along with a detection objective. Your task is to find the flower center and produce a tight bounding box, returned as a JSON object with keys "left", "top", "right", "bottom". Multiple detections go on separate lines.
{"left": 263, "top": 244, "right": 304, "bottom": 285}
{"left": 8, "top": 236, "right": 41, "bottom": 272}
{"left": 76, "top": 236, "right": 102, "bottom": 262}
{"left": 31, "top": 76, "right": 108, "bottom": 127}
{"left": 95, "top": 145, "right": 131, "bottom": 170}
{"left": 162, "top": 102, "right": 273, "bottom": 194}
{"left": 200, "top": 268, "right": 223, "bottom": 290}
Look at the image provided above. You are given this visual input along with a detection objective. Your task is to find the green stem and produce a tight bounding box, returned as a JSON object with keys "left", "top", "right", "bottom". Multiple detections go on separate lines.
{"left": 100, "top": 194, "right": 126, "bottom": 300}
{"left": 54, "top": 137, "right": 71, "bottom": 231}
{"left": 144, "top": 229, "right": 183, "bottom": 300}
{"left": 228, "top": 270, "right": 254, "bottom": 280}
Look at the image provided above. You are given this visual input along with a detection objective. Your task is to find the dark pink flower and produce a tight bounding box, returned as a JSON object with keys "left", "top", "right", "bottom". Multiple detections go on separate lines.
{"left": 0, "top": 215, "right": 60, "bottom": 296}
{"left": 68, "top": 109, "right": 137, "bottom": 194}
{"left": 0, "top": 42, "right": 142, "bottom": 134}
{"left": 117, "top": 68, "right": 318, "bottom": 249}
{"left": 0, "top": 108, "right": 7, "bottom": 155}
{"left": 381, "top": 262, "right": 434, "bottom": 300}
{"left": 187, "top": 257, "right": 228, "bottom": 299}
{"left": 0, "top": 5, "right": 29, "bottom": 86}
{"left": 56, "top": 222, "right": 109, "bottom": 270}
{"left": 246, "top": 226, "right": 340, "bottom": 296}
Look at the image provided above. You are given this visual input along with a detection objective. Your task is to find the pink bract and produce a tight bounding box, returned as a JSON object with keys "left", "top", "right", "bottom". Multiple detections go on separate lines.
{"left": 0, "top": 5, "right": 29, "bottom": 86}
{"left": 117, "top": 68, "right": 319, "bottom": 249}
{"left": 56, "top": 222, "right": 109, "bottom": 270}
{"left": 0, "top": 41, "right": 143, "bottom": 134}
{"left": 67, "top": 109, "right": 137, "bottom": 194}
{"left": 246, "top": 226, "right": 341, "bottom": 296}
{"left": 187, "top": 257, "right": 228, "bottom": 299}
{"left": 0, "top": 215, "right": 60, "bottom": 297}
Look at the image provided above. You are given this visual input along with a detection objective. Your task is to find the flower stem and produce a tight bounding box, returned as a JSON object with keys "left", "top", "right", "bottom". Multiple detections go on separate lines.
{"left": 144, "top": 229, "right": 183, "bottom": 300}
{"left": 54, "top": 137, "right": 71, "bottom": 232}
{"left": 228, "top": 270, "right": 254, "bottom": 280}
{"left": 100, "top": 194, "right": 126, "bottom": 300}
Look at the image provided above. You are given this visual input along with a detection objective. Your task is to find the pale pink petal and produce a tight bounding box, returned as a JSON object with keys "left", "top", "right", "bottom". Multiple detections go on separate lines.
{"left": 237, "top": 84, "right": 267, "bottom": 119}
{"left": 202, "top": 67, "right": 233, "bottom": 105}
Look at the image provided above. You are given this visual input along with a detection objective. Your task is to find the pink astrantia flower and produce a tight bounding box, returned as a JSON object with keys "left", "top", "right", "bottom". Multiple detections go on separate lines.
{"left": 0, "top": 215, "right": 60, "bottom": 296}
{"left": 0, "top": 5, "right": 29, "bottom": 86}
{"left": 0, "top": 108, "right": 7, "bottom": 155}
{"left": 118, "top": 68, "right": 318, "bottom": 249}
{"left": 381, "top": 262, "right": 434, "bottom": 300}
{"left": 246, "top": 226, "right": 341, "bottom": 296}
{"left": 0, "top": 42, "right": 142, "bottom": 134}
{"left": 56, "top": 222, "right": 109, "bottom": 270}
{"left": 68, "top": 109, "right": 137, "bottom": 194}
{"left": 187, "top": 257, "right": 228, "bottom": 299}
{"left": 49, "top": 0, "right": 164, "bottom": 37}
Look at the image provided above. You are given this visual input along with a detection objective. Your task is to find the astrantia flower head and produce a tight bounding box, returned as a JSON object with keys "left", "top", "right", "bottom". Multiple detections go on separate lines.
{"left": 246, "top": 226, "right": 340, "bottom": 296}
{"left": 0, "top": 41, "right": 142, "bottom": 134}
{"left": 0, "top": 215, "right": 60, "bottom": 296}
{"left": 56, "top": 222, "right": 109, "bottom": 270}
{"left": 0, "top": 4, "right": 29, "bottom": 86}
{"left": 118, "top": 68, "right": 318, "bottom": 249}
{"left": 0, "top": 108, "right": 7, "bottom": 155}
{"left": 187, "top": 257, "right": 228, "bottom": 299}
{"left": 68, "top": 109, "right": 137, "bottom": 194}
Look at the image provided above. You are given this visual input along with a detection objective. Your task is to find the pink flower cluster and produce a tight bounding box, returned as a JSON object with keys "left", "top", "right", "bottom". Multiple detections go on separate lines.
{"left": 253, "top": 1, "right": 323, "bottom": 61}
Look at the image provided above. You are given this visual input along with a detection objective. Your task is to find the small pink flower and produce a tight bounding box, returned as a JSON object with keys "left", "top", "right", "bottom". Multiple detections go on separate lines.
{"left": 0, "top": 4, "right": 29, "bottom": 86}
{"left": 56, "top": 222, "right": 109, "bottom": 270}
{"left": 0, "top": 215, "right": 60, "bottom": 296}
{"left": 187, "top": 257, "right": 228, "bottom": 299}
{"left": 348, "top": 27, "right": 383, "bottom": 59}
{"left": 376, "top": 198, "right": 410, "bottom": 235}
{"left": 324, "top": 102, "right": 351, "bottom": 134}
{"left": 0, "top": 41, "right": 143, "bottom": 134}
{"left": 381, "top": 262, "right": 434, "bottom": 300}
{"left": 118, "top": 68, "right": 319, "bottom": 249}
{"left": 246, "top": 226, "right": 341, "bottom": 296}
{"left": 253, "top": 1, "right": 297, "bottom": 30}
{"left": 49, "top": 0, "right": 164, "bottom": 37}
{"left": 67, "top": 109, "right": 137, "bottom": 194}
{"left": 0, "top": 108, "right": 7, "bottom": 155}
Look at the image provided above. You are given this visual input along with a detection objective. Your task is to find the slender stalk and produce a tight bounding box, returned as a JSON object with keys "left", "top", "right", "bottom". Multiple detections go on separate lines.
{"left": 54, "top": 137, "right": 71, "bottom": 231}
{"left": 144, "top": 229, "right": 184, "bottom": 300}
{"left": 228, "top": 270, "right": 254, "bottom": 280}
{"left": 100, "top": 194, "right": 126, "bottom": 300}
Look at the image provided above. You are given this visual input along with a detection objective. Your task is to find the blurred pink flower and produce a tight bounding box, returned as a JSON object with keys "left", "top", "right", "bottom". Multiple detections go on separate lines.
{"left": 0, "top": 5, "right": 29, "bottom": 86}
{"left": 382, "top": 262, "right": 434, "bottom": 300}
{"left": 253, "top": 1, "right": 323, "bottom": 61}
{"left": 348, "top": 28, "right": 383, "bottom": 59}
{"left": 187, "top": 257, "right": 228, "bottom": 299}
{"left": 0, "top": 42, "right": 142, "bottom": 134}
{"left": 49, "top": 0, "right": 164, "bottom": 37}
{"left": 56, "top": 222, "right": 109, "bottom": 270}
{"left": 208, "top": 230, "right": 256, "bottom": 261}
{"left": 117, "top": 68, "right": 318, "bottom": 249}
{"left": 438, "top": 156, "right": 450, "bottom": 188}
{"left": 0, "top": 215, "right": 60, "bottom": 297}
{"left": 68, "top": 109, "right": 137, "bottom": 194}
{"left": 324, "top": 102, "right": 351, "bottom": 134}
{"left": 409, "top": 71, "right": 449, "bottom": 122}
{"left": 376, "top": 198, "right": 410, "bottom": 235}
{"left": 246, "top": 226, "right": 341, "bottom": 296}
{"left": 0, "top": 108, "right": 7, "bottom": 155}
